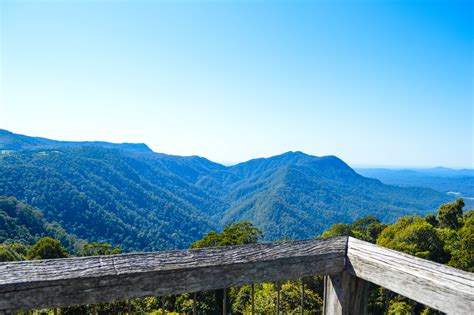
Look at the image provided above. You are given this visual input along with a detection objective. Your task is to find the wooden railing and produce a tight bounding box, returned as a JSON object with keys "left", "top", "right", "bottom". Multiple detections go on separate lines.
{"left": 0, "top": 237, "right": 472, "bottom": 314}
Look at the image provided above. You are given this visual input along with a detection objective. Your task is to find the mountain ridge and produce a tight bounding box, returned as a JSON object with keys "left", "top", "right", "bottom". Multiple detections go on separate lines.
{"left": 0, "top": 130, "right": 452, "bottom": 250}
{"left": 0, "top": 129, "right": 152, "bottom": 153}
{"left": 356, "top": 167, "right": 474, "bottom": 195}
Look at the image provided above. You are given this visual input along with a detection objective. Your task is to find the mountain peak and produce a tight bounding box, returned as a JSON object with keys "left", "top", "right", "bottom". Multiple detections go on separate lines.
{"left": 280, "top": 150, "right": 308, "bottom": 156}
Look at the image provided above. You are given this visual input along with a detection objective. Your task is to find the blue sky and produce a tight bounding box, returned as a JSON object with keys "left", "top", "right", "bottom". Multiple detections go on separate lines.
{"left": 0, "top": 0, "right": 472, "bottom": 168}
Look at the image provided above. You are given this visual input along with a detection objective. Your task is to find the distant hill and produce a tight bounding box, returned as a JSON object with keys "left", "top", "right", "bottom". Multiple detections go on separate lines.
{"left": 0, "top": 130, "right": 452, "bottom": 250}
{"left": 411, "top": 166, "right": 474, "bottom": 178}
{"left": 356, "top": 168, "right": 474, "bottom": 196}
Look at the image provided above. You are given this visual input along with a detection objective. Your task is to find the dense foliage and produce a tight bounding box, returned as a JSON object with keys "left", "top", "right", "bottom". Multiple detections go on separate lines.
{"left": 318, "top": 198, "right": 473, "bottom": 314}
{"left": 190, "top": 222, "right": 262, "bottom": 248}
{"left": 0, "top": 148, "right": 217, "bottom": 251}
{"left": 78, "top": 242, "right": 121, "bottom": 256}
{"left": 26, "top": 236, "right": 69, "bottom": 260}
{"left": 0, "top": 196, "right": 78, "bottom": 251}
{"left": 0, "top": 130, "right": 453, "bottom": 251}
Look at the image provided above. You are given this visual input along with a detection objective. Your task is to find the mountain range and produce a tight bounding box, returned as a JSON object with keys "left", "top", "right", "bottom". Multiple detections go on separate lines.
{"left": 356, "top": 168, "right": 474, "bottom": 196}
{"left": 0, "top": 129, "right": 453, "bottom": 251}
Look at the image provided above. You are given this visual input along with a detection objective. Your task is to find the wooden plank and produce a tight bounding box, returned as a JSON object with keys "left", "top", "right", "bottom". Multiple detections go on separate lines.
{"left": 0, "top": 237, "right": 347, "bottom": 312}
{"left": 323, "top": 272, "right": 368, "bottom": 315}
{"left": 346, "top": 237, "right": 474, "bottom": 314}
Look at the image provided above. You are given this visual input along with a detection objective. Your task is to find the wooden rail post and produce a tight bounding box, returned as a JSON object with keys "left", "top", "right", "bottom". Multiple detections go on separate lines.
{"left": 223, "top": 288, "right": 227, "bottom": 315}
{"left": 323, "top": 272, "right": 368, "bottom": 315}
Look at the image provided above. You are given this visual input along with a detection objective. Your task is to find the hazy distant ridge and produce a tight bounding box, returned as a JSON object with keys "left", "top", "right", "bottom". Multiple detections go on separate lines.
{"left": 356, "top": 167, "right": 474, "bottom": 196}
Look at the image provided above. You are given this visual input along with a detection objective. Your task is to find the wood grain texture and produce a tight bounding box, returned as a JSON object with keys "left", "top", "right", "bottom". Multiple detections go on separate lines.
{"left": 323, "top": 272, "right": 368, "bottom": 315}
{"left": 2, "top": 236, "right": 472, "bottom": 314}
{"left": 0, "top": 237, "right": 347, "bottom": 312}
{"left": 346, "top": 237, "right": 474, "bottom": 315}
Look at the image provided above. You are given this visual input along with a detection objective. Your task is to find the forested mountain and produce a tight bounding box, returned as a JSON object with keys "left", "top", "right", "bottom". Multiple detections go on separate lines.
{"left": 223, "top": 153, "right": 452, "bottom": 240}
{"left": 0, "top": 130, "right": 452, "bottom": 251}
{"left": 0, "top": 148, "right": 219, "bottom": 251}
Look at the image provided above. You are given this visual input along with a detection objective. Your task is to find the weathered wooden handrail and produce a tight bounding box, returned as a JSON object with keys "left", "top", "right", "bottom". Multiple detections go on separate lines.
{"left": 347, "top": 237, "right": 474, "bottom": 314}
{"left": 0, "top": 236, "right": 472, "bottom": 314}
{"left": 0, "top": 237, "right": 347, "bottom": 312}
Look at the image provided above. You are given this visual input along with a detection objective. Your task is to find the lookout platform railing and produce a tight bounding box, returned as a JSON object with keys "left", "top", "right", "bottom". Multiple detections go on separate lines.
{"left": 0, "top": 237, "right": 473, "bottom": 314}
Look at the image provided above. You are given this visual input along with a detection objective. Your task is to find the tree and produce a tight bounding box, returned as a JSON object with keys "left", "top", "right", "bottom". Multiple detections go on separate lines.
{"left": 26, "top": 237, "right": 68, "bottom": 260}
{"left": 421, "top": 307, "right": 444, "bottom": 314}
{"left": 352, "top": 216, "right": 379, "bottom": 233}
{"left": 438, "top": 198, "right": 464, "bottom": 230}
{"left": 318, "top": 217, "right": 387, "bottom": 243}
{"left": 0, "top": 243, "right": 27, "bottom": 262}
{"left": 318, "top": 223, "right": 353, "bottom": 239}
{"left": 424, "top": 214, "right": 438, "bottom": 227}
{"left": 446, "top": 210, "right": 473, "bottom": 271}
{"left": 388, "top": 300, "right": 411, "bottom": 315}
{"left": 351, "top": 216, "right": 388, "bottom": 243}
{"left": 366, "top": 221, "right": 388, "bottom": 243}
{"left": 377, "top": 216, "right": 448, "bottom": 263}
{"left": 78, "top": 242, "right": 121, "bottom": 256}
{"left": 191, "top": 222, "right": 262, "bottom": 248}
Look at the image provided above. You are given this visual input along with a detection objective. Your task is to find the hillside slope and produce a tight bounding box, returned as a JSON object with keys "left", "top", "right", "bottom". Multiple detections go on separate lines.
{"left": 0, "top": 196, "right": 78, "bottom": 250}
{"left": 222, "top": 152, "right": 451, "bottom": 239}
{"left": 0, "top": 148, "right": 222, "bottom": 251}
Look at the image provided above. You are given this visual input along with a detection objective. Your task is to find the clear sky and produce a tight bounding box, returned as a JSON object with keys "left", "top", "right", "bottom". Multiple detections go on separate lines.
{"left": 0, "top": 0, "right": 472, "bottom": 168}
